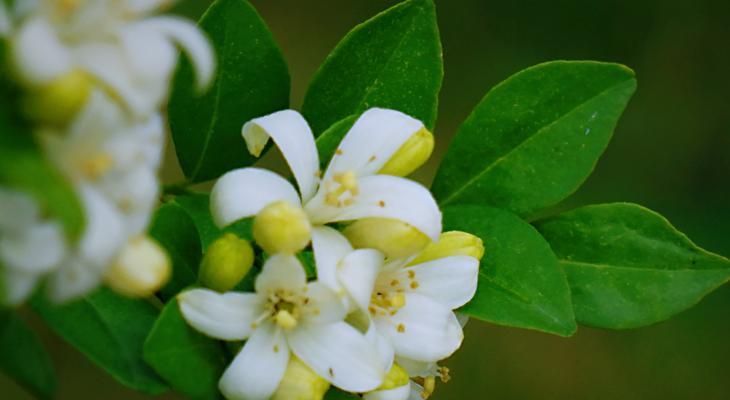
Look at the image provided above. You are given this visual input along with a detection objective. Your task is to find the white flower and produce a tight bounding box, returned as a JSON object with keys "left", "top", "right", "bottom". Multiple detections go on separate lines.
{"left": 211, "top": 108, "right": 442, "bottom": 253}
{"left": 178, "top": 254, "right": 386, "bottom": 400}
{"left": 312, "top": 227, "right": 478, "bottom": 367}
{"left": 8, "top": 0, "right": 214, "bottom": 118}
{"left": 0, "top": 188, "right": 67, "bottom": 305}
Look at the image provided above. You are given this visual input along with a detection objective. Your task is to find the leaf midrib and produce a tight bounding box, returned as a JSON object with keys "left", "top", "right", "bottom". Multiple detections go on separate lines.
{"left": 439, "top": 77, "right": 634, "bottom": 206}
{"left": 559, "top": 259, "right": 730, "bottom": 273}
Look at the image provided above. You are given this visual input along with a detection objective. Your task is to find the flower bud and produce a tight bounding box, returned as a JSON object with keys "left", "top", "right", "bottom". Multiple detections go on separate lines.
{"left": 378, "top": 127, "right": 434, "bottom": 177}
{"left": 408, "top": 231, "right": 484, "bottom": 266}
{"left": 105, "top": 236, "right": 171, "bottom": 298}
{"left": 22, "top": 69, "right": 92, "bottom": 126}
{"left": 272, "top": 356, "right": 330, "bottom": 400}
{"left": 379, "top": 363, "right": 409, "bottom": 391}
{"left": 253, "top": 201, "right": 311, "bottom": 254}
{"left": 198, "top": 233, "right": 254, "bottom": 292}
{"left": 343, "top": 218, "right": 430, "bottom": 260}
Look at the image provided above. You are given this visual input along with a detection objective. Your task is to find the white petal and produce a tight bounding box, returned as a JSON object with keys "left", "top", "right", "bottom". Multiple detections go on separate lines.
{"left": 402, "top": 256, "right": 478, "bottom": 309}
{"left": 303, "top": 282, "right": 347, "bottom": 325}
{"left": 98, "top": 166, "right": 159, "bottom": 223}
{"left": 118, "top": 23, "right": 177, "bottom": 95}
{"left": 220, "top": 322, "right": 289, "bottom": 400}
{"left": 11, "top": 17, "right": 72, "bottom": 85}
{"left": 311, "top": 226, "right": 352, "bottom": 290}
{"left": 76, "top": 185, "right": 126, "bottom": 268}
{"left": 123, "top": 0, "right": 171, "bottom": 15}
{"left": 408, "top": 382, "right": 425, "bottom": 400}
{"left": 255, "top": 254, "right": 307, "bottom": 295}
{"left": 456, "top": 312, "right": 470, "bottom": 328}
{"left": 210, "top": 168, "right": 300, "bottom": 227}
{"left": 242, "top": 110, "right": 320, "bottom": 201}
{"left": 288, "top": 321, "right": 385, "bottom": 392}
{"left": 46, "top": 260, "right": 103, "bottom": 302}
{"left": 0, "top": 221, "right": 66, "bottom": 273}
{"left": 178, "top": 289, "right": 261, "bottom": 341}
{"left": 133, "top": 17, "right": 215, "bottom": 91}
{"left": 338, "top": 249, "right": 383, "bottom": 311}
{"left": 306, "top": 175, "right": 442, "bottom": 240}
{"left": 367, "top": 325, "right": 395, "bottom": 371}
{"left": 364, "top": 384, "right": 411, "bottom": 400}
{"left": 394, "top": 357, "right": 438, "bottom": 377}
{"left": 1, "top": 269, "right": 39, "bottom": 306}
{"left": 375, "top": 293, "right": 463, "bottom": 362}
{"left": 0, "top": 188, "right": 39, "bottom": 230}
{"left": 324, "top": 108, "right": 425, "bottom": 180}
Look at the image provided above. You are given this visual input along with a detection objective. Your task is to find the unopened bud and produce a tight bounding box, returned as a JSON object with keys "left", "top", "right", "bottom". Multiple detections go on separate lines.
{"left": 253, "top": 201, "right": 311, "bottom": 254}
{"left": 379, "top": 364, "right": 409, "bottom": 391}
{"left": 272, "top": 356, "right": 330, "bottom": 400}
{"left": 22, "top": 69, "right": 92, "bottom": 126}
{"left": 408, "top": 231, "right": 484, "bottom": 266}
{"left": 344, "top": 218, "right": 430, "bottom": 260}
{"left": 105, "top": 236, "right": 171, "bottom": 297}
{"left": 199, "top": 233, "right": 254, "bottom": 292}
{"left": 378, "top": 127, "right": 434, "bottom": 177}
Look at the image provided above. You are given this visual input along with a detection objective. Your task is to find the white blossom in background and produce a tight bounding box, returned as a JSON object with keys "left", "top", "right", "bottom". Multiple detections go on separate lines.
{"left": 178, "top": 254, "right": 386, "bottom": 400}
{"left": 7, "top": 0, "right": 214, "bottom": 118}
{"left": 210, "top": 108, "right": 442, "bottom": 257}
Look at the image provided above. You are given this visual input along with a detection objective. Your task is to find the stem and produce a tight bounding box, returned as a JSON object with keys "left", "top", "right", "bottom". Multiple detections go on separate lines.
{"left": 162, "top": 180, "right": 194, "bottom": 196}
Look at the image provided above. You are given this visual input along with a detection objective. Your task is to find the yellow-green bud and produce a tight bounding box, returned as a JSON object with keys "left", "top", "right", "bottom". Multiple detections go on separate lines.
{"left": 272, "top": 356, "right": 330, "bottom": 400}
{"left": 378, "top": 363, "right": 410, "bottom": 391}
{"left": 22, "top": 69, "right": 92, "bottom": 127}
{"left": 199, "top": 233, "right": 254, "bottom": 292}
{"left": 105, "top": 236, "right": 171, "bottom": 298}
{"left": 253, "top": 201, "right": 311, "bottom": 254}
{"left": 378, "top": 127, "right": 434, "bottom": 177}
{"left": 408, "top": 231, "right": 484, "bottom": 266}
{"left": 343, "top": 218, "right": 431, "bottom": 260}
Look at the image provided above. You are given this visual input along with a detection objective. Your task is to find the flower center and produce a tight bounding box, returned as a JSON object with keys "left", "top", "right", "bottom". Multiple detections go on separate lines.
{"left": 81, "top": 152, "right": 114, "bottom": 180}
{"left": 324, "top": 170, "right": 359, "bottom": 207}
{"left": 253, "top": 289, "right": 316, "bottom": 331}
{"left": 368, "top": 290, "right": 405, "bottom": 317}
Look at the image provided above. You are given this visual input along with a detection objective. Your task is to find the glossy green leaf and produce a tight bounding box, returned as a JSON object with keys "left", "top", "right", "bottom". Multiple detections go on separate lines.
{"left": 172, "top": 193, "right": 253, "bottom": 249}
{"left": 149, "top": 203, "right": 202, "bottom": 301}
{"left": 302, "top": 0, "right": 443, "bottom": 135}
{"left": 534, "top": 203, "right": 730, "bottom": 329}
{"left": 0, "top": 310, "right": 56, "bottom": 399}
{"left": 143, "top": 299, "right": 227, "bottom": 400}
{"left": 169, "top": 0, "right": 290, "bottom": 182}
{"left": 0, "top": 76, "right": 84, "bottom": 240}
{"left": 31, "top": 289, "right": 168, "bottom": 394}
{"left": 443, "top": 205, "right": 576, "bottom": 336}
{"left": 324, "top": 388, "right": 359, "bottom": 400}
{"left": 433, "top": 61, "right": 637, "bottom": 218}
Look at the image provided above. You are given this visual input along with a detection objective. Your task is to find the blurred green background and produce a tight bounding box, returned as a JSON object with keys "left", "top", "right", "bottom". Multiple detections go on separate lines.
{"left": 3, "top": 0, "right": 729, "bottom": 398}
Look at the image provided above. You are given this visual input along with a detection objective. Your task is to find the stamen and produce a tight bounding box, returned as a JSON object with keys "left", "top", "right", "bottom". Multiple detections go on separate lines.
{"left": 396, "top": 323, "right": 406, "bottom": 333}
{"left": 82, "top": 153, "right": 114, "bottom": 180}
{"left": 421, "top": 376, "right": 436, "bottom": 399}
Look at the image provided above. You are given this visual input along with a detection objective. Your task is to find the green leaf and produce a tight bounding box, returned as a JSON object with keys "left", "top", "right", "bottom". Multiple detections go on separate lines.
{"left": 433, "top": 61, "right": 637, "bottom": 218}
{"left": 324, "top": 388, "right": 359, "bottom": 400}
{"left": 443, "top": 205, "right": 576, "bottom": 336}
{"left": 143, "top": 299, "right": 228, "bottom": 400}
{"left": 173, "top": 193, "right": 253, "bottom": 249}
{"left": 315, "top": 115, "right": 357, "bottom": 170}
{"left": 169, "top": 0, "right": 290, "bottom": 182}
{"left": 0, "top": 78, "right": 84, "bottom": 240}
{"left": 534, "top": 203, "right": 730, "bottom": 329}
{"left": 0, "top": 310, "right": 56, "bottom": 399}
{"left": 149, "top": 203, "right": 202, "bottom": 301}
{"left": 302, "top": 0, "right": 443, "bottom": 135}
{"left": 31, "top": 288, "right": 168, "bottom": 394}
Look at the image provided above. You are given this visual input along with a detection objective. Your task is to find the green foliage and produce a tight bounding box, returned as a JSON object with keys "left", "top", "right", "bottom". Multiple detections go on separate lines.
{"left": 432, "top": 61, "right": 637, "bottom": 218}
{"left": 169, "top": 0, "right": 290, "bottom": 183}
{"left": 324, "top": 388, "right": 359, "bottom": 399}
{"left": 315, "top": 115, "right": 357, "bottom": 170}
{"left": 0, "top": 73, "right": 83, "bottom": 241}
{"left": 149, "top": 203, "right": 202, "bottom": 301}
{"left": 172, "top": 193, "right": 254, "bottom": 249}
{"left": 443, "top": 205, "right": 576, "bottom": 336}
{"left": 0, "top": 310, "right": 56, "bottom": 399}
{"left": 143, "top": 299, "right": 228, "bottom": 400}
{"left": 302, "top": 0, "right": 443, "bottom": 135}
{"left": 31, "top": 289, "right": 168, "bottom": 394}
{"left": 534, "top": 203, "right": 730, "bottom": 329}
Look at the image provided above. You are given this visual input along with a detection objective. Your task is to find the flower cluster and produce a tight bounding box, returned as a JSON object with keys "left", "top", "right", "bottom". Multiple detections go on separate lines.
{"left": 0, "top": 0, "right": 214, "bottom": 304}
{"left": 178, "top": 109, "right": 483, "bottom": 399}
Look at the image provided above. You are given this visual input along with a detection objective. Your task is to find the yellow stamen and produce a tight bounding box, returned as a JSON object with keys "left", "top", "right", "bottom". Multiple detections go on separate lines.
{"left": 274, "top": 309, "right": 298, "bottom": 330}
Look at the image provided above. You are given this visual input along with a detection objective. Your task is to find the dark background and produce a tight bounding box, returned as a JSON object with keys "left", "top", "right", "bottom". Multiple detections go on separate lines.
{"left": 3, "top": 0, "right": 729, "bottom": 399}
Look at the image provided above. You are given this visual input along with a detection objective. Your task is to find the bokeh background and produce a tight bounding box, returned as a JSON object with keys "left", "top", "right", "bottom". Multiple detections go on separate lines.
{"left": 3, "top": 0, "right": 729, "bottom": 399}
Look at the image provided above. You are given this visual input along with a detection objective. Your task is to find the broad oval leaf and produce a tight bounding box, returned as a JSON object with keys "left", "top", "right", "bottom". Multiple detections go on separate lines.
{"left": 143, "top": 299, "right": 228, "bottom": 400}
{"left": 0, "top": 310, "right": 56, "bottom": 399}
{"left": 444, "top": 205, "right": 576, "bottom": 336}
{"left": 149, "top": 203, "right": 202, "bottom": 301}
{"left": 534, "top": 203, "right": 730, "bottom": 329}
{"left": 169, "top": 0, "right": 290, "bottom": 182}
{"left": 31, "top": 289, "right": 168, "bottom": 394}
{"left": 173, "top": 193, "right": 253, "bottom": 249}
{"left": 302, "top": 0, "right": 443, "bottom": 135}
{"left": 433, "top": 61, "right": 637, "bottom": 218}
